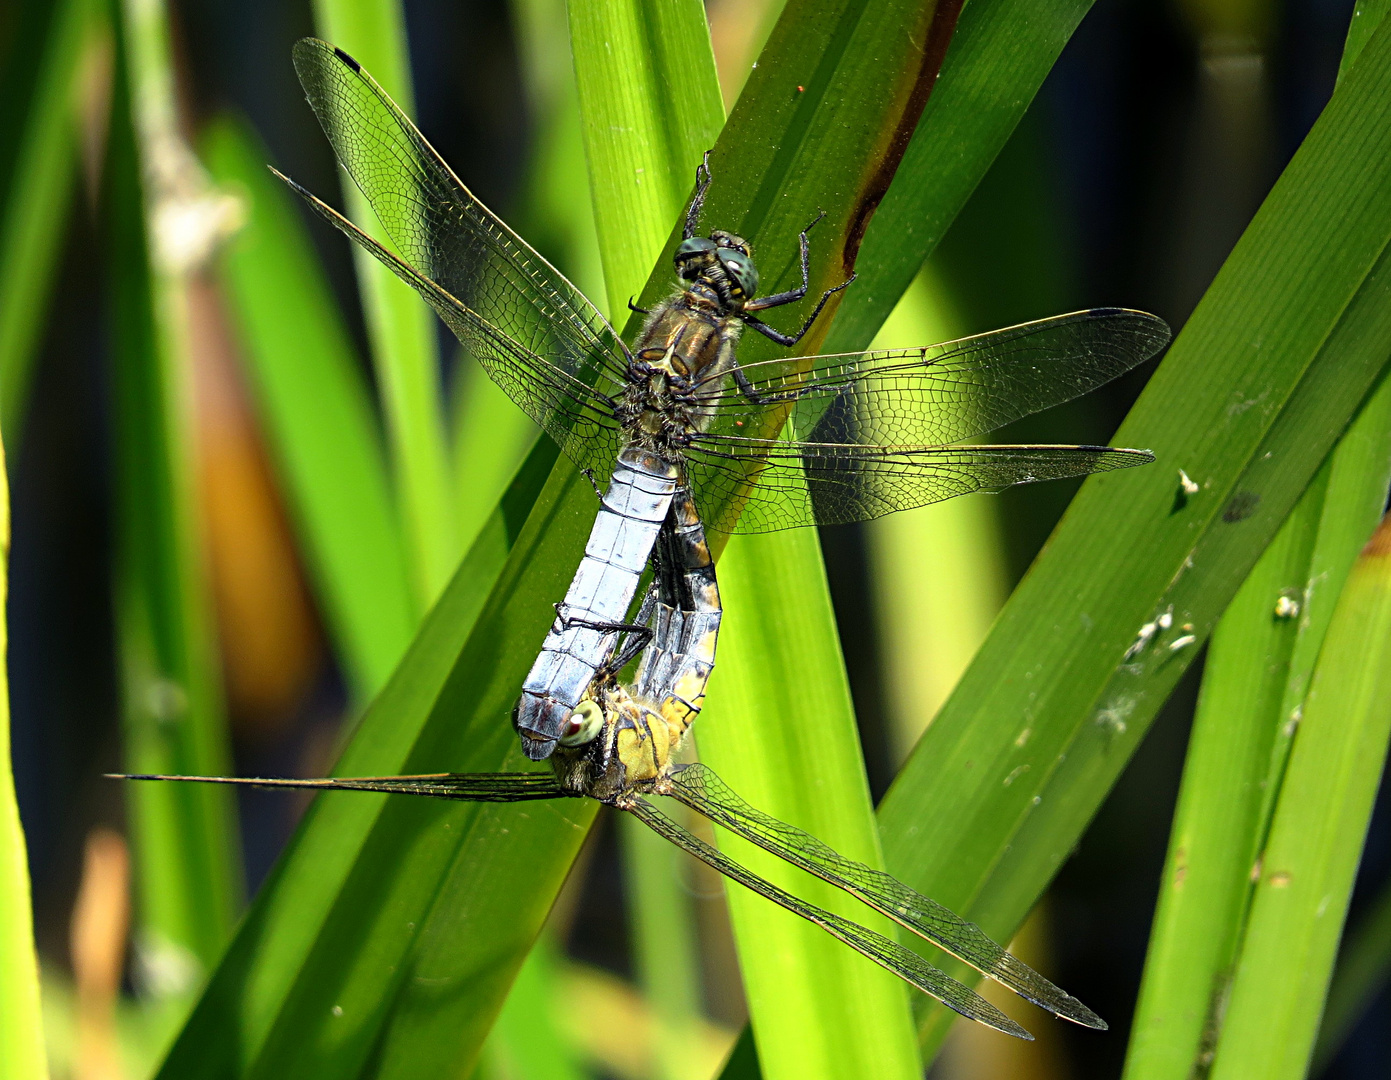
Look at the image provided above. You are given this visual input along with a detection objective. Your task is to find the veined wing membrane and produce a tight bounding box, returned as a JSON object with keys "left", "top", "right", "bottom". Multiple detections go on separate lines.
{"left": 665, "top": 764, "right": 1104, "bottom": 1028}
{"left": 289, "top": 38, "right": 630, "bottom": 470}
{"left": 118, "top": 770, "right": 1032, "bottom": 1036}
{"left": 698, "top": 309, "right": 1170, "bottom": 448}
{"left": 624, "top": 796, "right": 1035, "bottom": 1040}
{"left": 686, "top": 438, "right": 1153, "bottom": 535}
{"left": 278, "top": 172, "right": 625, "bottom": 477}
{"left": 111, "top": 772, "right": 570, "bottom": 801}
{"left": 684, "top": 308, "right": 1167, "bottom": 533}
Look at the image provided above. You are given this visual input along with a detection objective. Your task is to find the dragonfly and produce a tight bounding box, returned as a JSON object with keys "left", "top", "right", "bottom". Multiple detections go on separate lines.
{"left": 117, "top": 39, "right": 1172, "bottom": 1036}
{"left": 118, "top": 508, "right": 1105, "bottom": 1039}
{"left": 277, "top": 38, "right": 1171, "bottom": 763}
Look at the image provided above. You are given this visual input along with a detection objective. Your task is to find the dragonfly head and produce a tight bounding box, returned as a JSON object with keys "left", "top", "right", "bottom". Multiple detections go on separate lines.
{"left": 674, "top": 232, "right": 760, "bottom": 307}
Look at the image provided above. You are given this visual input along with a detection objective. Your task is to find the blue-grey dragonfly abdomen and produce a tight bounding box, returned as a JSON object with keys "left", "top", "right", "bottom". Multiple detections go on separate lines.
{"left": 514, "top": 447, "right": 682, "bottom": 760}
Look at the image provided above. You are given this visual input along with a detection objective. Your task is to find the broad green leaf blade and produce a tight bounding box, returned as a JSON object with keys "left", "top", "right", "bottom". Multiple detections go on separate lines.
{"left": 451, "top": 360, "right": 541, "bottom": 560}
{"left": 568, "top": 0, "right": 723, "bottom": 318}
{"left": 0, "top": 0, "right": 92, "bottom": 445}
{"left": 700, "top": 529, "right": 922, "bottom": 1080}
{"left": 626, "top": 0, "right": 964, "bottom": 374}
{"left": 478, "top": 936, "right": 589, "bottom": 1080}
{"left": 0, "top": 438, "right": 48, "bottom": 1075}
{"left": 201, "top": 116, "right": 416, "bottom": 703}
{"left": 821, "top": 0, "right": 1097, "bottom": 355}
{"left": 1125, "top": 10, "right": 1391, "bottom": 1066}
{"left": 621, "top": 811, "right": 707, "bottom": 1080}
{"left": 311, "top": 0, "right": 457, "bottom": 608}
{"left": 109, "top": 0, "right": 240, "bottom": 1003}
{"left": 1122, "top": 467, "right": 1326, "bottom": 1079}
{"left": 576, "top": 0, "right": 959, "bottom": 1071}
{"left": 1342, "top": 0, "right": 1391, "bottom": 75}
{"left": 471, "top": 1, "right": 593, "bottom": 1069}
{"left": 567, "top": 4, "right": 723, "bottom": 1071}
{"left": 1124, "top": 371, "right": 1391, "bottom": 1080}
{"left": 879, "top": 15, "right": 1391, "bottom": 1056}
{"left": 571, "top": 1, "right": 923, "bottom": 1072}
{"left": 1208, "top": 513, "right": 1391, "bottom": 1079}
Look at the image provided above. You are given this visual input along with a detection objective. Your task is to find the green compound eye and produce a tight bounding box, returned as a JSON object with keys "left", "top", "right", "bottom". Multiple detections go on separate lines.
{"left": 558, "top": 699, "right": 604, "bottom": 746}
{"left": 676, "top": 237, "right": 717, "bottom": 259}
{"left": 674, "top": 236, "right": 717, "bottom": 280}
{"left": 720, "top": 249, "right": 759, "bottom": 298}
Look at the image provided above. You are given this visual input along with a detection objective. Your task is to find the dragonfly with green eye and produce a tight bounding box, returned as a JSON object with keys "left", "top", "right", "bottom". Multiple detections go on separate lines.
{"left": 118, "top": 510, "right": 1104, "bottom": 1040}
{"left": 277, "top": 37, "right": 1170, "bottom": 765}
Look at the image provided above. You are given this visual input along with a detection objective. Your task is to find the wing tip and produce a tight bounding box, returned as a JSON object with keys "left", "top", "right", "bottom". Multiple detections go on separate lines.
{"left": 333, "top": 46, "right": 361, "bottom": 72}
{"left": 1075, "top": 444, "right": 1155, "bottom": 467}
{"left": 1041, "top": 989, "right": 1109, "bottom": 1030}
{"left": 996, "top": 1017, "right": 1035, "bottom": 1041}
{"left": 291, "top": 38, "right": 363, "bottom": 77}
{"left": 1082, "top": 306, "right": 1173, "bottom": 349}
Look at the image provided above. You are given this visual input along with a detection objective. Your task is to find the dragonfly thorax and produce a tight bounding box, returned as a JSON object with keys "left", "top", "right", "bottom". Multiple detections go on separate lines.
{"left": 619, "top": 289, "right": 745, "bottom": 455}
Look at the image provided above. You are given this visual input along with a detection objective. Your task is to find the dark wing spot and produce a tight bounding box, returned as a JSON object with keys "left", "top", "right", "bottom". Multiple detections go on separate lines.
{"left": 333, "top": 47, "right": 361, "bottom": 72}
{"left": 1223, "top": 490, "right": 1260, "bottom": 522}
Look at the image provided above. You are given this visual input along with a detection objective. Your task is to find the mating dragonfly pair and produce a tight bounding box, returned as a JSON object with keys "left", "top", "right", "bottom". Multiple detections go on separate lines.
{"left": 120, "top": 39, "right": 1170, "bottom": 1040}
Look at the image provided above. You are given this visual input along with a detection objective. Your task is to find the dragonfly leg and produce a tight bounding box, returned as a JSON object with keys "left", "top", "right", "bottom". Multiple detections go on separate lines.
{"left": 742, "top": 210, "right": 830, "bottom": 313}
{"left": 741, "top": 272, "right": 857, "bottom": 347}
{"left": 627, "top": 296, "right": 651, "bottom": 316}
{"left": 579, "top": 467, "right": 605, "bottom": 501}
{"left": 603, "top": 580, "right": 659, "bottom": 673}
{"left": 740, "top": 210, "right": 855, "bottom": 344}
{"left": 731, "top": 363, "right": 768, "bottom": 406}
{"left": 607, "top": 620, "right": 655, "bottom": 673}
{"left": 682, "top": 150, "right": 714, "bottom": 239}
{"left": 553, "top": 603, "right": 654, "bottom": 646}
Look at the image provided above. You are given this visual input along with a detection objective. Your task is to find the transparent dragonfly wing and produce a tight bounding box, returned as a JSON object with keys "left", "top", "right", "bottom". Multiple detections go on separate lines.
{"left": 113, "top": 772, "right": 572, "bottom": 801}
{"left": 289, "top": 37, "right": 629, "bottom": 479}
{"left": 624, "top": 795, "right": 1034, "bottom": 1040}
{"left": 665, "top": 764, "right": 1106, "bottom": 1028}
{"left": 686, "top": 308, "right": 1169, "bottom": 533}
{"left": 686, "top": 439, "right": 1153, "bottom": 534}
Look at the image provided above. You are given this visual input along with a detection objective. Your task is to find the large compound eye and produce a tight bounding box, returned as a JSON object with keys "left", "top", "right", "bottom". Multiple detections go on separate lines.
{"left": 558, "top": 699, "right": 604, "bottom": 746}
{"left": 674, "top": 236, "right": 717, "bottom": 279}
{"left": 720, "top": 249, "right": 759, "bottom": 298}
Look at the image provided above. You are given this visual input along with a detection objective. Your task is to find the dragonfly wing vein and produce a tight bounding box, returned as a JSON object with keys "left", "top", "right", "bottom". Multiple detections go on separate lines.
{"left": 275, "top": 169, "right": 625, "bottom": 480}
{"left": 113, "top": 772, "right": 571, "bottom": 801}
{"left": 666, "top": 764, "right": 1106, "bottom": 1028}
{"left": 624, "top": 796, "right": 1033, "bottom": 1040}
{"left": 289, "top": 38, "right": 629, "bottom": 476}
{"left": 684, "top": 439, "right": 1153, "bottom": 534}
{"left": 696, "top": 309, "right": 1169, "bottom": 448}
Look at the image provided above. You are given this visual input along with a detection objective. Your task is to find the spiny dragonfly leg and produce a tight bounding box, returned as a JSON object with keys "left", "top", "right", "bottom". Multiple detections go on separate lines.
{"left": 743, "top": 272, "right": 857, "bottom": 347}
{"left": 731, "top": 363, "right": 768, "bottom": 406}
{"left": 579, "top": 467, "right": 605, "bottom": 501}
{"left": 553, "top": 603, "right": 654, "bottom": 655}
{"left": 743, "top": 209, "right": 828, "bottom": 313}
{"left": 627, "top": 296, "right": 650, "bottom": 316}
{"left": 741, "top": 210, "right": 856, "bottom": 346}
{"left": 683, "top": 150, "right": 714, "bottom": 240}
